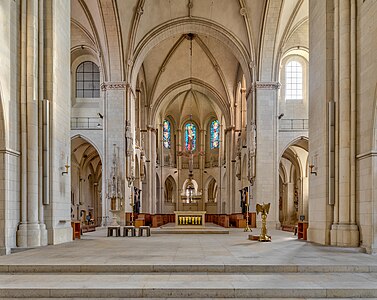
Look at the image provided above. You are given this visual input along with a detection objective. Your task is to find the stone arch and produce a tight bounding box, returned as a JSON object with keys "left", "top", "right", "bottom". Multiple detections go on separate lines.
{"left": 151, "top": 79, "right": 231, "bottom": 127}
{"left": 71, "top": 135, "right": 103, "bottom": 226}
{"left": 164, "top": 175, "right": 177, "bottom": 203}
{"left": 130, "top": 18, "right": 253, "bottom": 90}
{"left": 279, "top": 136, "right": 308, "bottom": 158}
{"left": 70, "top": 133, "right": 103, "bottom": 163}
{"left": 204, "top": 176, "right": 218, "bottom": 203}
{"left": 279, "top": 136, "right": 309, "bottom": 228}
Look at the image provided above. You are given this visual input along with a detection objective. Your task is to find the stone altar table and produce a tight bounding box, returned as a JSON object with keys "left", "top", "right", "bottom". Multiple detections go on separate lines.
{"left": 174, "top": 211, "right": 206, "bottom": 227}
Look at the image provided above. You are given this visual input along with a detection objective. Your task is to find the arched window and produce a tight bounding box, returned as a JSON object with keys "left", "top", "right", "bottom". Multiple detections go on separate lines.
{"left": 163, "top": 119, "right": 171, "bottom": 149}
{"left": 210, "top": 120, "right": 220, "bottom": 149}
{"left": 185, "top": 122, "right": 197, "bottom": 151}
{"left": 285, "top": 61, "right": 303, "bottom": 100}
{"left": 76, "top": 61, "right": 100, "bottom": 98}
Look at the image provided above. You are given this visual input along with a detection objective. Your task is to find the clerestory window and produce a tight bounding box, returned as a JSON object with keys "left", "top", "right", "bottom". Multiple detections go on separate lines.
{"left": 76, "top": 61, "right": 100, "bottom": 98}
{"left": 285, "top": 61, "right": 303, "bottom": 100}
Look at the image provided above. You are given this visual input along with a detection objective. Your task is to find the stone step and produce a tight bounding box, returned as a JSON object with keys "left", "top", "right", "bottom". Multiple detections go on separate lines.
{"left": 0, "top": 272, "right": 377, "bottom": 298}
{"left": 152, "top": 228, "right": 229, "bottom": 234}
{"left": 0, "top": 264, "right": 376, "bottom": 273}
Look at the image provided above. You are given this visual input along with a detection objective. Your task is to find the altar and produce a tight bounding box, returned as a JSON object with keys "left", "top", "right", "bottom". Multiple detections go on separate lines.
{"left": 174, "top": 211, "right": 206, "bottom": 227}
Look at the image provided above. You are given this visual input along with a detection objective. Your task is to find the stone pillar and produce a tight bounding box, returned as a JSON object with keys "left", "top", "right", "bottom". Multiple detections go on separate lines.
{"left": 307, "top": 0, "right": 334, "bottom": 245}
{"left": 176, "top": 129, "right": 182, "bottom": 211}
{"left": 254, "top": 82, "right": 280, "bottom": 228}
{"left": 199, "top": 129, "right": 205, "bottom": 211}
{"left": 101, "top": 82, "right": 126, "bottom": 225}
{"left": 286, "top": 182, "right": 295, "bottom": 224}
{"left": 17, "top": 0, "right": 41, "bottom": 248}
{"left": 330, "top": 0, "right": 359, "bottom": 247}
{"left": 302, "top": 176, "right": 309, "bottom": 219}
{"left": 148, "top": 127, "right": 157, "bottom": 214}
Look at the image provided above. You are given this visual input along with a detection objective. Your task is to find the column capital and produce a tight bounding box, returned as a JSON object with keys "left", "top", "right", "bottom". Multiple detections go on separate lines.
{"left": 101, "top": 81, "right": 126, "bottom": 91}
{"left": 101, "top": 82, "right": 136, "bottom": 97}
{"left": 254, "top": 81, "right": 281, "bottom": 90}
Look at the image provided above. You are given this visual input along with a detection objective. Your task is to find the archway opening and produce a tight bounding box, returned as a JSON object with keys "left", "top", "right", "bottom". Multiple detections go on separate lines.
{"left": 279, "top": 138, "right": 309, "bottom": 231}
{"left": 71, "top": 136, "right": 103, "bottom": 228}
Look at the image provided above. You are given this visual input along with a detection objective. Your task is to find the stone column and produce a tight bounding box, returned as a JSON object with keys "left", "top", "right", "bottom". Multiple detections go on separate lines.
{"left": 302, "top": 176, "right": 309, "bottom": 219}
{"left": 286, "top": 182, "right": 295, "bottom": 224}
{"left": 17, "top": 0, "right": 41, "bottom": 248}
{"left": 148, "top": 127, "right": 157, "bottom": 214}
{"left": 101, "top": 82, "right": 126, "bottom": 225}
{"left": 199, "top": 129, "right": 205, "bottom": 211}
{"left": 330, "top": 0, "right": 359, "bottom": 247}
{"left": 254, "top": 82, "right": 280, "bottom": 228}
{"left": 307, "top": 0, "right": 334, "bottom": 245}
{"left": 176, "top": 129, "right": 182, "bottom": 211}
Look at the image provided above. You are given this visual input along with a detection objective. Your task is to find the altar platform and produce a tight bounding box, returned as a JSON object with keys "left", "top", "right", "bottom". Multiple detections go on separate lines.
{"left": 152, "top": 222, "right": 229, "bottom": 234}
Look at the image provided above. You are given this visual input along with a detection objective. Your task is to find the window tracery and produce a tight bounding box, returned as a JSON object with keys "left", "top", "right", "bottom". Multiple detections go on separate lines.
{"left": 185, "top": 122, "right": 197, "bottom": 151}
{"left": 76, "top": 61, "right": 100, "bottom": 98}
{"left": 210, "top": 120, "right": 220, "bottom": 149}
{"left": 285, "top": 60, "right": 303, "bottom": 100}
{"left": 163, "top": 119, "right": 171, "bottom": 149}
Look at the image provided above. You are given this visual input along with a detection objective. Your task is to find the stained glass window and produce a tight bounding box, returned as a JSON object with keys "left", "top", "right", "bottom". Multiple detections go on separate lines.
{"left": 285, "top": 61, "right": 303, "bottom": 100}
{"left": 185, "top": 123, "right": 197, "bottom": 151}
{"left": 163, "top": 119, "right": 171, "bottom": 149}
{"left": 210, "top": 120, "right": 220, "bottom": 149}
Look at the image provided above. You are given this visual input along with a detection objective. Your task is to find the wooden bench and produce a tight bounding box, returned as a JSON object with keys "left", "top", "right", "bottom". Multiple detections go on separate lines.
{"left": 107, "top": 226, "right": 120, "bottom": 237}
{"left": 123, "top": 226, "right": 136, "bottom": 237}
{"left": 138, "top": 226, "right": 151, "bottom": 237}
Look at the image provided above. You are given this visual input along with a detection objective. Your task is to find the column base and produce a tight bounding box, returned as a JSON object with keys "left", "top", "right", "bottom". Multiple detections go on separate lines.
{"left": 40, "top": 224, "right": 48, "bottom": 246}
{"left": 16, "top": 223, "right": 41, "bottom": 248}
{"left": 330, "top": 223, "right": 359, "bottom": 247}
{"left": 0, "top": 247, "right": 10, "bottom": 255}
{"left": 47, "top": 226, "right": 72, "bottom": 245}
{"left": 307, "top": 227, "right": 331, "bottom": 245}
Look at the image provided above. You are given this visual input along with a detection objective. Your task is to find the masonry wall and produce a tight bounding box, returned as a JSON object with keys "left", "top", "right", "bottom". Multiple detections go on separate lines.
{"left": 356, "top": 0, "right": 377, "bottom": 253}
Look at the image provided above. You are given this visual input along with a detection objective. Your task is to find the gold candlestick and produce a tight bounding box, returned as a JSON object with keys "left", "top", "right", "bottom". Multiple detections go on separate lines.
{"left": 244, "top": 203, "right": 252, "bottom": 232}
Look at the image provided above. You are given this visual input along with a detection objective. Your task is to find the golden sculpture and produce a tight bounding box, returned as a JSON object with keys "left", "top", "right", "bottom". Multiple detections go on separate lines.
{"left": 256, "top": 202, "right": 271, "bottom": 242}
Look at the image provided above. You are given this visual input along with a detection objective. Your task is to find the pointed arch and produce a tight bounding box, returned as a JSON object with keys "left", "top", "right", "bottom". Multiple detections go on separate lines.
{"left": 164, "top": 175, "right": 176, "bottom": 203}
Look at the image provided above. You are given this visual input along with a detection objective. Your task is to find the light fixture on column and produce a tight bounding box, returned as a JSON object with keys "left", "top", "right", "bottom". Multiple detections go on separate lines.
{"left": 309, "top": 155, "right": 318, "bottom": 176}
{"left": 309, "top": 164, "right": 317, "bottom": 176}
{"left": 62, "top": 157, "right": 70, "bottom": 175}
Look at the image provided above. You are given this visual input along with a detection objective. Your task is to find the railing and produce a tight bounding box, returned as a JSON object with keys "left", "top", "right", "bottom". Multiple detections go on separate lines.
{"left": 205, "top": 161, "right": 219, "bottom": 168}
{"left": 182, "top": 163, "right": 199, "bottom": 169}
{"left": 279, "top": 119, "right": 308, "bottom": 131}
{"left": 71, "top": 117, "right": 103, "bottom": 130}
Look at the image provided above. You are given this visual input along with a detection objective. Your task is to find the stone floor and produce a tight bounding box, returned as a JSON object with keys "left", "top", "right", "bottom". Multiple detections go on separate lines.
{"left": 0, "top": 226, "right": 377, "bottom": 298}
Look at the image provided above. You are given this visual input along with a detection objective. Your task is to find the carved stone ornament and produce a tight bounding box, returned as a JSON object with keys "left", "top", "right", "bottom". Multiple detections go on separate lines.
{"left": 101, "top": 81, "right": 126, "bottom": 91}
{"left": 255, "top": 81, "right": 281, "bottom": 90}
{"left": 240, "top": 8, "right": 247, "bottom": 16}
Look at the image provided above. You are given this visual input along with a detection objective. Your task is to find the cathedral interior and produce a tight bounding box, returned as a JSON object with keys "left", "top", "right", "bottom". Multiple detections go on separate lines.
{"left": 0, "top": 0, "right": 376, "bottom": 259}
